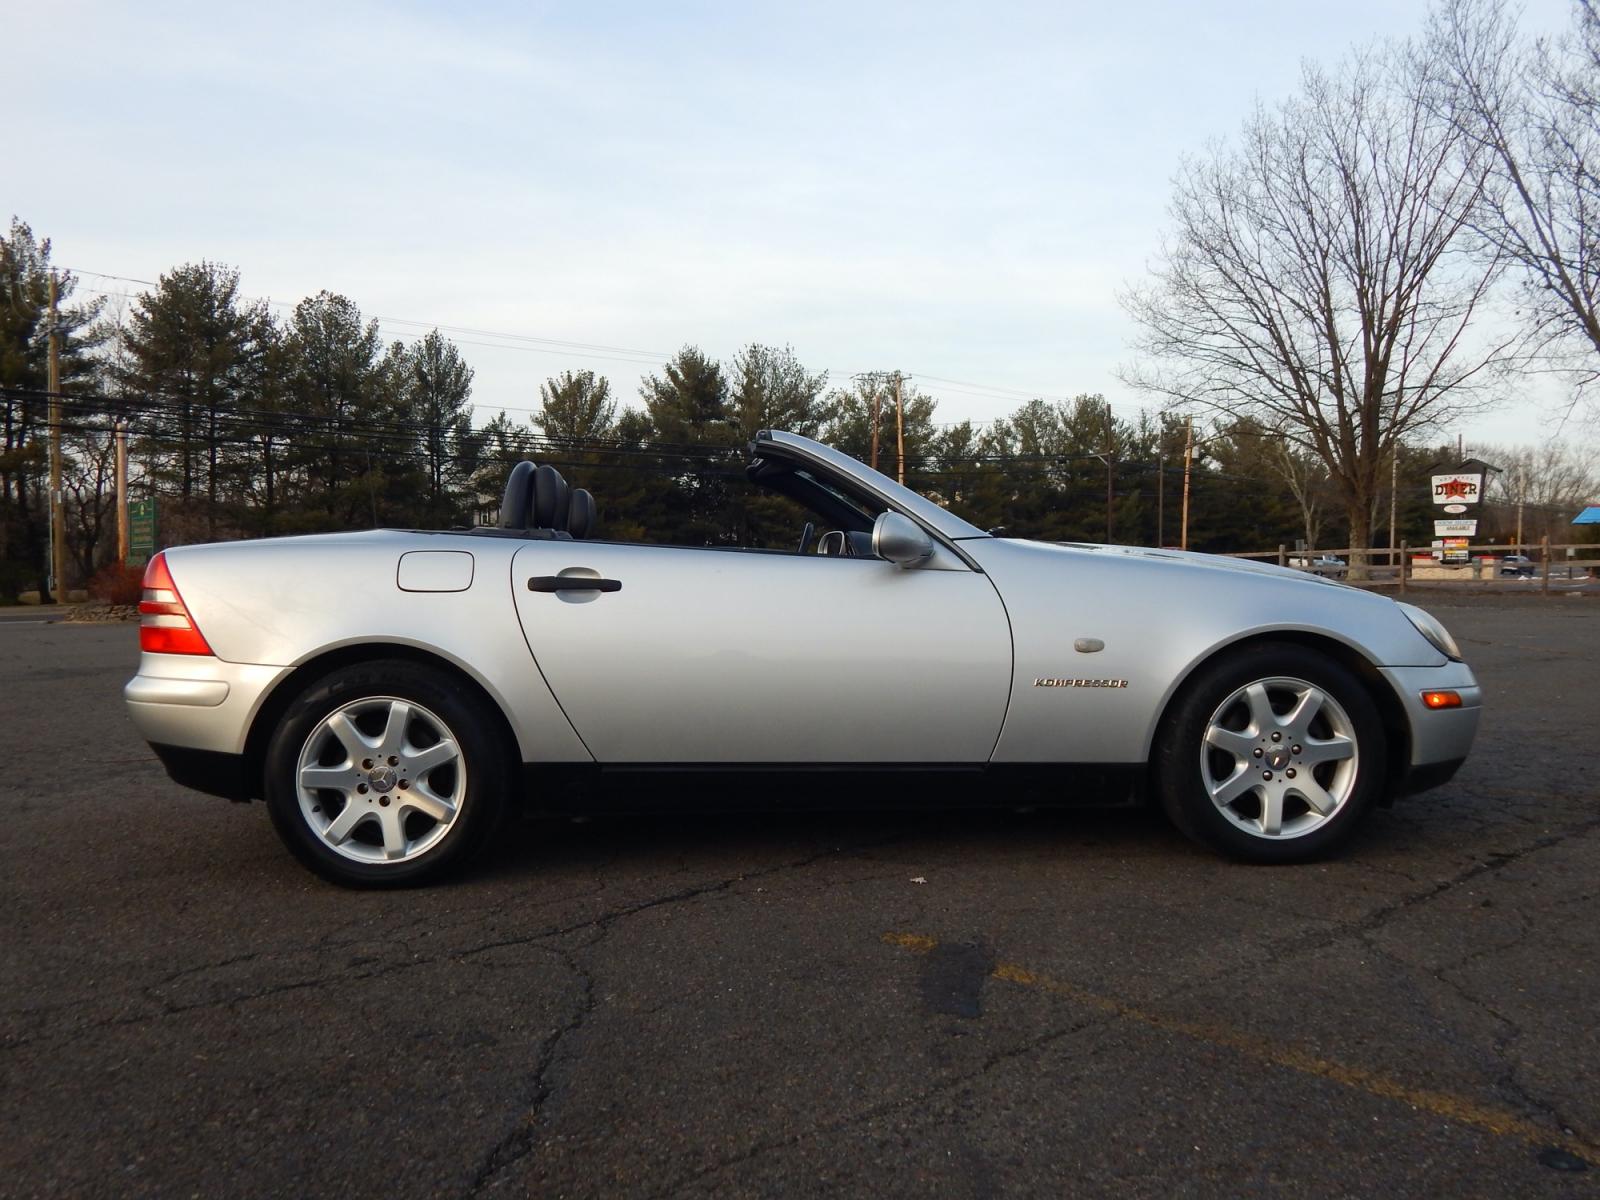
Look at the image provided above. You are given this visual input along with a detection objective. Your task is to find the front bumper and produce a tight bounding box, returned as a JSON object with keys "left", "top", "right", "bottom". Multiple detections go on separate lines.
{"left": 1378, "top": 660, "right": 1482, "bottom": 795}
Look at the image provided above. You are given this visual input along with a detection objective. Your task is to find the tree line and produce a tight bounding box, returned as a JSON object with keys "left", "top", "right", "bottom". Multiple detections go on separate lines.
{"left": 6, "top": 0, "right": 1600, "bottom": 598}
{"left": 4, "top": 218, "right": 1590, "bottom": 605}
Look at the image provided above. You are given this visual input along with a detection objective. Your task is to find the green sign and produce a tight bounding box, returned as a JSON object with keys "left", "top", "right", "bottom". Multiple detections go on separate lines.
{"left": 128, "top": 498, "right": 157, "bottom": 567}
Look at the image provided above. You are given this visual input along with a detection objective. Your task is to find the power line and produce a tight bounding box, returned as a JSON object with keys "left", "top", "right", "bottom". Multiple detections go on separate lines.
{"left": 11, "top": 384, "right": 1537, "bottom": 499}
{"left": 74, "top": 282, "right": 668, "bottom": 369}
{"left": 63, "top": 264, "right": 1142, "bottom": 420}
{"left": 0, "top": 388, "right": 1195, "bottom": 471}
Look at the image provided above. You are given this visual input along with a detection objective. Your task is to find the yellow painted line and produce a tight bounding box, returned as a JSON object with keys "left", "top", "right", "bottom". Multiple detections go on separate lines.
{"left": 882, "top": 931, "right": 1598, "bottom": 1165}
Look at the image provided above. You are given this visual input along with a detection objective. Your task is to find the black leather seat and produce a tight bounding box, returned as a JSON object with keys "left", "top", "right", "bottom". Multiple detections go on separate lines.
{"left": 565, "top": 488, "right": 596, "bottom": 539}
{"left": 491, "top": 461, "right": 595, "bottom": 538}
{"left": 532, "top": 465, "right": 569, "bottom": 532}
{"left": 497, "top": 461, "right": 537, "bottom": 529}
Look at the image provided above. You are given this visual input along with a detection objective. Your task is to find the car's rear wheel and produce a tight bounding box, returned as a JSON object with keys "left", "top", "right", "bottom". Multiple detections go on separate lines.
{"left": 1153, "top": 643, "right": 1386, "bottom": 863}
{"left": 264, "top": 660, "right": 510, "bottom": 887}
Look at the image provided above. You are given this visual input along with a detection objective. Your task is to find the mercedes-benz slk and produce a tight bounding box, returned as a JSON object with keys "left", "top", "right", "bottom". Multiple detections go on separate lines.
{"left": 125, "top": 430, "right": 1480, "bottom": 886}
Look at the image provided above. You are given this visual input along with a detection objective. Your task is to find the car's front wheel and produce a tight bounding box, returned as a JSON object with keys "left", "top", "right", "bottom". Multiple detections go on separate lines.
{"left": 264, "top": 660, "right": 510, "bottom": 887}
{"left": 1153, "top": 643, "right": 1386, "bottom": 863}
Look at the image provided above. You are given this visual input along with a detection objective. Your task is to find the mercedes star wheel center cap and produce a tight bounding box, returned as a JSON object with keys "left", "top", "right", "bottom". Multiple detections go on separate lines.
{"left": 368, "top": 766, "right": 397, "bottom": 793}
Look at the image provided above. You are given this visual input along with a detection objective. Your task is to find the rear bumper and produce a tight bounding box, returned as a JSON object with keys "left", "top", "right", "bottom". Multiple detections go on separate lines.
{"left": 124, "top": 654, "right": 286, "bottom": 755}
{"left": 151, "top": 744, "right": 253, "bottom": 802}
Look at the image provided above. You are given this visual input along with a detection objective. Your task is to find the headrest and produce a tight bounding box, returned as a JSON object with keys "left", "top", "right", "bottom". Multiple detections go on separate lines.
{"left": 498, "top": 461, "right": 536, "bottom": 529}
{"left": 533, "top": 464, "right": 569, "bottom": 530}
{"left": 565, "top": 488, "right": 596, "bottom": 539}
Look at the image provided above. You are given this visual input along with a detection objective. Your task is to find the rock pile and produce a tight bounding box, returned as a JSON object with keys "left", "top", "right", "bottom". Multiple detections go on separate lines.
{"left": 64, "top": 603, "right": 140, "bottom": 623}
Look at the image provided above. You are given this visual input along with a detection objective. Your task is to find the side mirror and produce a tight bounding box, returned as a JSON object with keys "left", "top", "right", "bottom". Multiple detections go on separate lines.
{"left": 872, "top": 511, "right": 934, "bottom": 568}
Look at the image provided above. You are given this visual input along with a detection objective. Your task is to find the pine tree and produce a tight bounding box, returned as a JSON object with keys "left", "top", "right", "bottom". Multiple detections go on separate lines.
{"left": 536, "top": 370, "right": 615, "bottom": 443}
{"left": 637, "top": 347, "right": 736, "bottom": 544}
{"left": 729, "top": 344, "right": 828, "bottom": 441}
{"left": 397, "top": 329, "right": 475, "bottom": 526}
{"left": 0, "top": 220, "right": 105, "bottom": 595}
{"left": 640, "top": 346, "right": 732, "bottom": 447}
{"left": 115, "top": 262, "right": 266, "bottom": 535}
{"left": 282, "top": 291, "right": 387, "bottom": 527}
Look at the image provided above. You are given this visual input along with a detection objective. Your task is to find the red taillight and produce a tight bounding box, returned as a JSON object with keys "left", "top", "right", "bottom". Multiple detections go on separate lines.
{"left": 139, "top": 552, "right": 214, "bottom": 656}
{"left": 1421, "top": 690, "right": 1463, "bottom": 710}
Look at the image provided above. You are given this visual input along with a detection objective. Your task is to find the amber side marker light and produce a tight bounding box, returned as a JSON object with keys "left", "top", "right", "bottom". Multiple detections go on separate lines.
{"left": 1421, "top": 690, "right": 1463, "bottom": 710}
{"left": 139, "top": 551, "right": 215, "bottom": 656}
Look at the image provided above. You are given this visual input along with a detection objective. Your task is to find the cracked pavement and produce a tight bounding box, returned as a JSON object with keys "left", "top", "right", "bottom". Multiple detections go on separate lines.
{"left": 3, "top": 594, "right": 1597, "bottom": 1198}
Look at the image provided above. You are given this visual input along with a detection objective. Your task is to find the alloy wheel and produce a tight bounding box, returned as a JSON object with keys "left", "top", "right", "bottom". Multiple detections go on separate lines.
{"left": 295, "top": 696, "right": 467, "bottom": 864}
{"left": 1199, "top": 675, "right": 1360, "bottom": 840}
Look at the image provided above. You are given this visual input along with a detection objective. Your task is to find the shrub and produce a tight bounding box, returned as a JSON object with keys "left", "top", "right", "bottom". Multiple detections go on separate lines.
{"left": 88, "top": 562, "right": 144, "bottom": 606}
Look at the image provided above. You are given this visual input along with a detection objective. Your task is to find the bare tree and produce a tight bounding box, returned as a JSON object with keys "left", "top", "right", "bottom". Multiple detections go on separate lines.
{"left": 1122, "top": 45, "right": 1511, "bottom": 575}
{"left": 1268, "top": 440, "right": 1333, "bottom": 552}
{"left": 1430, "top": 0, "right": 1600, "bottom": 409}
{"left": 1472, "top": 437, "right": 1599, "bottom": 544}
{"left": 61, "top": 428, "right": 117, "bottom": 583}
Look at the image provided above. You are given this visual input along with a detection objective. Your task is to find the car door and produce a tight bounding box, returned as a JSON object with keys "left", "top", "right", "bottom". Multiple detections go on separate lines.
{"left": 509, "top": 540, "right": 1012, "bottom": 763}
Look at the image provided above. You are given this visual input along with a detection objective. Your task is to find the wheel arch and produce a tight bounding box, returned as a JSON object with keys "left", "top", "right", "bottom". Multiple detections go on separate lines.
{"left": 1146, "top": 630, "right": 1411, "bottom": 801}
{"left": 241, "top": 642, "right": 523, "bottom": 802}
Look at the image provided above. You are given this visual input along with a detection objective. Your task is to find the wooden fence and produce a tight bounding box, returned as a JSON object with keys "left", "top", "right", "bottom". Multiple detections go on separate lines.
{"left": 1221, "top": 538, "right": 1600, "bottom": 594}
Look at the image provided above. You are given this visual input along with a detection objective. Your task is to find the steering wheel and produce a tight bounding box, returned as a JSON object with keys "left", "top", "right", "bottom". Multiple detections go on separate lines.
{"left": 797, "top": 521, "right": 816, "bottom": 555}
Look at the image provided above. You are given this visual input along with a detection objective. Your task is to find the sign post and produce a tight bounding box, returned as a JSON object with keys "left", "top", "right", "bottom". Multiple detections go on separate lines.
{"left": 127, "top": 498, "right": 157, "bottom": 568}
{"left": 1430, "top": 464, "right": 1489, "bottom": 566}
{"left": 1431, "top": 473, "right": 1483, "bottom": 506}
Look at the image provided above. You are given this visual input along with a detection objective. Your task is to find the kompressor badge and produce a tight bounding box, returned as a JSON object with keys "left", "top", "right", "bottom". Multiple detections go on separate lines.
{"left": 1034, "top": 678, "right": 1129, "bottom": 689}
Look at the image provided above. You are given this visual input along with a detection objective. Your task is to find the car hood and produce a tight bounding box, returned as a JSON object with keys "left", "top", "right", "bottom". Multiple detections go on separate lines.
{"left": 984, "top": 538, "right": 1343, "bottom": 586}
{"left": 960, "top": 536, "right": 1447, "bottom": 667}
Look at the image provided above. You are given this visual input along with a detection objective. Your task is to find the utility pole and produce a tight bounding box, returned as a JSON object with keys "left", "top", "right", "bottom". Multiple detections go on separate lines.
{"left": 1087, "top": 408, "right": 1117, "bottom": 542}
{"left": 1514, "top": 459, "right": 1526, "bottom": 553}
{"left": 869, "top": 381, "right": 880, "bottom": 472}
{"left": 1104, "top": 435, "right": 1115, "bottom": 543}
{"left": 1090, "top": 452, "right": 1116, "bottom": 541}
{"left": 1180, "top": 416, "right": 1194, "bottom": 551}
{"left": 852, "top": 371, "right": 901, "bottom": 475}
{"left": 1388, "top": 445, "right": 1399, "bottom": 570}
{"left": 894, "top": 372, "right": 905, "bottom": 486}
{"left": 47, "top": 271, "right": 66, "bottom": 603}
{"left": 115, "top": 421, "right": 130, "bottom": 564}
{"left": 1157, "top": 456, "right": 1165, "bottom": 547}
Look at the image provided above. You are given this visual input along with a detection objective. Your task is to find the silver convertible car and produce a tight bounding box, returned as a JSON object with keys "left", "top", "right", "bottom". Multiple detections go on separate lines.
{"left": 125, "top": 430, "right": 1481, "bottom": 886}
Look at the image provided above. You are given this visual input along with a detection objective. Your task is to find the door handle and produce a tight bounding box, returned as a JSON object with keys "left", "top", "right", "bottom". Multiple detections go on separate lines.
{"left": 527, "top": 575, "right": 622, "bottom": 593}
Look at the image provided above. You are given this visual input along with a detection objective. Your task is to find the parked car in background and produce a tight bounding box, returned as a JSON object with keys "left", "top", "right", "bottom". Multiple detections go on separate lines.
{"left": 1499, "top": 554, "right": 1536, "bottom": 577}
{"left": 1290, "top": 554, "right": 1348, "bottom": 579}
{"left": 123, "top": 430, "right": 1481, "bottom": 886}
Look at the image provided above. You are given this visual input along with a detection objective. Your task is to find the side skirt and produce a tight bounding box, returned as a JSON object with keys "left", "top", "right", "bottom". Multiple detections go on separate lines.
{"left": 520, "top": 762, "right": 1147, "bottom": 815}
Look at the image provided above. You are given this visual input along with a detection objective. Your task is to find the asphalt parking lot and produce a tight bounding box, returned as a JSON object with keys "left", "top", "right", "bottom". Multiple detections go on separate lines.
{"left": 3, "top": 594, "right": 1598, "bottom": 1199}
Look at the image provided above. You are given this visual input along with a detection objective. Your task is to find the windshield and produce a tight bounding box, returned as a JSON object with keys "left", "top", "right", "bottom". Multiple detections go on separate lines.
{"left": 751, "top": 431, "right": 989, "bottom": 541}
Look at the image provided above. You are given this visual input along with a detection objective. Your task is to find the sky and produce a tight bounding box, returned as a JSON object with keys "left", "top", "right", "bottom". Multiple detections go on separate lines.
{"left": 7, "top": 0, "right": 1587, "bottom": 450}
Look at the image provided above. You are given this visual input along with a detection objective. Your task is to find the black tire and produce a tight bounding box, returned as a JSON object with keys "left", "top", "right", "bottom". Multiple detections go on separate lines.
{"left": 264, "top": 659, "right": 512, "bottom": 887}
{"left": 1153, "top": 642, "right": 1387, "bottom": 863}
